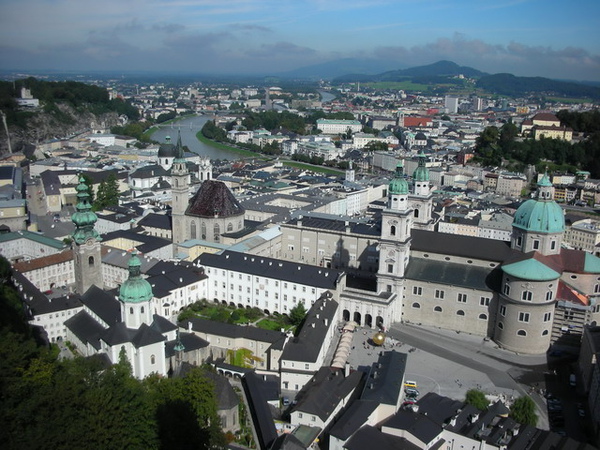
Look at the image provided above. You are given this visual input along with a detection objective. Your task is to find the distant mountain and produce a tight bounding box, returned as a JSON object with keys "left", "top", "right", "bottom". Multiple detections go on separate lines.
{"left": 476, "top": 73, "right": 600, "bottom": 99}
{"left": 332, "top": 60, "right": 485, "bottom": 83}
{"left": 381, "top": 60, "right": 486, "bottom": 79}
{"left": 279, "top": 58, "right": 405, "bottom": 80}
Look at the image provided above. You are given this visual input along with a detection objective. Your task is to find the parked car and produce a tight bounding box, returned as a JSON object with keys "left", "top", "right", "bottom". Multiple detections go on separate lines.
{"left": 405, "top": 388, "right": 420, "bottom": 397}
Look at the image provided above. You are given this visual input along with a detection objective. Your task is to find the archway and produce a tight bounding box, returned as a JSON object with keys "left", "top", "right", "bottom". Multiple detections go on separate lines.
{"left": 353, "top": 311, "right": 361, "bottom": 325}
{"left": 343, "top": 310, "right": 350, "bottom": 321}
{"left": 365, "top": 314, "right": 373, "bottom": 328}
{"left": 376, "top": 316, "right": 384, "bottom": 329}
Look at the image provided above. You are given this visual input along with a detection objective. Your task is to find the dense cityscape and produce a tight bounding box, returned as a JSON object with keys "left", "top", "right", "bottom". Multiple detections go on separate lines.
{"left": 0, "top": 65, "right": 599, "bottom": 449}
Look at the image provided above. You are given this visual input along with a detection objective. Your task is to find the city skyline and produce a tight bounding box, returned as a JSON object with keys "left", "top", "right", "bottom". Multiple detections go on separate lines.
{"left": 1, "top": 0, "right": 599, "bottom": 81}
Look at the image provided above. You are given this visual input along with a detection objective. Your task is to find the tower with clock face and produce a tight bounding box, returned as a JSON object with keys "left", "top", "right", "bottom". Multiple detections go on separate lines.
{"left": 71, "top": 176, "right": 103, "bottom": 294}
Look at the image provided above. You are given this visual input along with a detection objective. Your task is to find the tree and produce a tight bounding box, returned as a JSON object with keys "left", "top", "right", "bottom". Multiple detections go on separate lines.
{"left": 464, "top": 389, "right": 489, "bottom": 410}
{"left": 289, "top": 303, "right": 307, "bottom": 327}
{"left": 509, "top": 396, "right": 538, "bottom": 426}
{"left": 94, "top": 173, "right": 120, "bottom": 211}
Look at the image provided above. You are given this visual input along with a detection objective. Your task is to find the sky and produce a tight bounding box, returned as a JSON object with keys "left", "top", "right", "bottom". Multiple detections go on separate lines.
{"left": 1, "top": 0, "right": 599, "bottom": 81}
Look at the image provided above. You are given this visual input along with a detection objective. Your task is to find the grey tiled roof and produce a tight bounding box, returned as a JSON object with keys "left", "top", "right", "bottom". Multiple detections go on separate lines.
{"left": 405, "top": 257, "right": 495, "bottom": 291}
{"left": 361, "top": 350, "right": 407, "bottom": 405}
{"left": 81, "top": 285, "right": 121, "bottom": 326}
{"left": 329, "top": 399, "right": 379, "bottom": 440}
{"left": 64, "top": 311, "right": 105, "bottom": 350}
{"left": 198, "top": 251, "right": 343, "bottom": 290}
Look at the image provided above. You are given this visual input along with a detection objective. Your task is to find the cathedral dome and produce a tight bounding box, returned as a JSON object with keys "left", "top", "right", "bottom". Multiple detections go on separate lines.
{"left": 119, "top": 252, "right": 153, "bottom": 304}
{"left": 186, "top": 180, "right": 245, "bottom": 218}
{"left": 389, "top": 162, "right": 409, "bottom": 195}
{"left": 513, "top": 175, "right": 564, "bottom": 234}
{"left": 158, "top": 136, "right": 176, "bottom": 158}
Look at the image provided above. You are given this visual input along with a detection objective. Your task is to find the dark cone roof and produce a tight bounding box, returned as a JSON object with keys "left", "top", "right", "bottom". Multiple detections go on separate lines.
{"left": 186, "top": 180, "right": 245, "bottom": 218}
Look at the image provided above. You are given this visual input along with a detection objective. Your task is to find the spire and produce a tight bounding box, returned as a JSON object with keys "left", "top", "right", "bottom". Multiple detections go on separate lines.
{"left": 174, "top": 329, "right": 185, "bottom": 353}
{"left": 119, "top": 250, "right": 153, "bottom": 304}
{"left": 71, "top": 176, "right": 100, "bottom": 245}
{"left": 174, "top": 129, "right": 185, "bottom": 161}
{"left": 413, "top": 152, "right": 429, "bottom": 182}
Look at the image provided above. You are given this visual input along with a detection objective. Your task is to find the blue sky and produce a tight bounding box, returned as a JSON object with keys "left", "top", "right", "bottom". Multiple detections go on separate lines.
{"left": 1, "top": 0, "right": 599, "bottom": 80}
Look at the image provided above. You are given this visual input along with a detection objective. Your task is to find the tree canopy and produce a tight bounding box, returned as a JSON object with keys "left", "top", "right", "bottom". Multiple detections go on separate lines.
{"left": 509, "top": 396, "right": 538, "bottom": 426}
{"left": 464, "top": 389, "right": 490, "bottom": 410}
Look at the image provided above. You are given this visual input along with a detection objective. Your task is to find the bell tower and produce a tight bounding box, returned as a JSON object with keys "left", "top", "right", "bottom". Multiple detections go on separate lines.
{"left": 377, "top": 162, "right": 413, "bottom": 294}
{"left": 71, "top": 176, "right": 103, "bottom": 294}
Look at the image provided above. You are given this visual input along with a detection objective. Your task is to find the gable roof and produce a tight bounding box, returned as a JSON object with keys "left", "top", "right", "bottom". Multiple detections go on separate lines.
{"left": 186, "top": 180, "right": 245, "bottom": 218}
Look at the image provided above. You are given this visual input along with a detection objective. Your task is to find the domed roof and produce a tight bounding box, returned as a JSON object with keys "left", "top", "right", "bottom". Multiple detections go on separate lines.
{"left": 186, "top": 180, "right": 245, "bottom": 218}
{"left": 413, "top": 152, "right": 429, "bottom": 182}
{"left": 158, "top": 136, "right": 176, "bottom": 157}
{"left": 389, "top": 162, "right": 409, "bottom": 195}
{"left": 513, "top": 175, "right": 564, "bottom": 234}
{"left": 119, "top": 252, "right": 153, "bottom": 304}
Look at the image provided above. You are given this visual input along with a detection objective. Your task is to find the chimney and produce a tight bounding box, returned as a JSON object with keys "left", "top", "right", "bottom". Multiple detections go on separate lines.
{"left": 188, "top": 321, "right": 192, "bottom": 331}
{"left": 324, "top": 318, "right": 328, "bottom": 326}
{"left": 345, "top": 361, "right": 350, "bottom": 377}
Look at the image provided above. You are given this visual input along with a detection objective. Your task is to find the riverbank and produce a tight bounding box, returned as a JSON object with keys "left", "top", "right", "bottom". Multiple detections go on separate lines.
{"left": 196, "top": 131, "right": 344, "bottom": 175}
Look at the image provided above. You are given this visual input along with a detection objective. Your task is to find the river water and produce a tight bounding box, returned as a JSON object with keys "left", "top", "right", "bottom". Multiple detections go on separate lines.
{"left": 151, "top": 89, "right": 337, "bottom": 160}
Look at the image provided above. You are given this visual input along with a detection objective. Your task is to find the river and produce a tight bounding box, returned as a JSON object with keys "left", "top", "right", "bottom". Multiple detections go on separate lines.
{"left": 151, "top": 89, "right": 336, "bottom": 160}
{"left": 150, "top": 116, "right": 242, "bottom": 160}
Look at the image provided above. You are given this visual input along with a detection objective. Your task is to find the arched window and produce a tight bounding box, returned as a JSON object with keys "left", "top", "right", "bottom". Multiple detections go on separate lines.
{"left": 412, "top": 302, "right": 420, "bottom": 309}
{"left": 88, "top": 256, "right": 95, "bottom": 267}
{"left": 151, "top": 354, "right": 155, "bottom": 364}
{"left": 498, "top": 322, "right": 504, "bottom": 329}
{"left": 214, "top": 223, "right": 220, "bottom": 242}
{"left": 201, "top": 222, "right": 207, "bottom": 240}
{"left": 130, "top": 307, "right": 133, "bottom": 314}
{"left": 414, "top": 209, "right": 419, "bottom": 218}
{"left": 542, "top": 330, "right": 549, "bottom": 336}
{"left": 478, "top": 313, "right": 487, "bottom": 320}
{"left": 517, "top": 329, "right": 527, "bottom": 336}
{"left": 227, "top": 222, "right": 233, "bottom": 232}
{"left": 434, "top": 306, "right": 442, "bottom": 312}
{"left": 390, "top": 225, "right": 396, "bottom": 236}
{"left": 141, "top": 306, "right": 145, "bottom": 314}
{"left": 190, "top": 221, "right": 197, "bottom": 240}
{"left": 457, "top": 310, "right": 465, "bottom": 316}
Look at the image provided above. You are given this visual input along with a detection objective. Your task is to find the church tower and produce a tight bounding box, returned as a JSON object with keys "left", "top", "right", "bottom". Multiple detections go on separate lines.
{"left": 119, "top": 251, "right": 154, "bottom": 329}
{"left": 409, "top": 152, "right": 434, "bottom": 230}
{"left": 71, "top": 176, "right": 103, "bottom": 294}
{"left": 377, "top": 161, "right": 413, "bottom": 294}
{"left": 171, "top": 130, "right": 189, "bottom": 248}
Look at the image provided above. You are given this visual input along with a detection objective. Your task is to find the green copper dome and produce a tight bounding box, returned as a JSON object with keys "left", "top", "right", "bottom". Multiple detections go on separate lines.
{"left": 413, "top": 152, "right": 429, "bottom": 182}
{"left": 119, "top": 252, "right": 153, "bottom": 304}
{"left": 389, "top": 162, "right": 409, "bottom": 195}
{"left": 513, "top": 175, "right": 564, "bottom": 234}
{"left": 71, "top": 176, "right": 100, "bottom": 245}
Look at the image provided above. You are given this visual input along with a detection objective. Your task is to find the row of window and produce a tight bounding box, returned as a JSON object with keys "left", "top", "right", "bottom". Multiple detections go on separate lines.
{"left": 515, "top": 235, "right": 557, "bottom": 251}
{"left": 499, "top": 306, "right": 552, "bottom": 323}
{"left": 412, "top": 288, "right": 491, "bottom": 306}
{"left": 410, "top": 303, "right": 487, "bottom": 319}
{"left": 502, "top": 285, "right": 554, "bottom": 301}
{"left": 497, "top": 322, "right": 550, "bottom": 337}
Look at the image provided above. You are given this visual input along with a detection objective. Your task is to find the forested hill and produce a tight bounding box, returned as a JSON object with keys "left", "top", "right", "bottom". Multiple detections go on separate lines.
{"left": 476, "top": 73, "right": 600, "bottom": 100}
{"left": 0, "top": 78, "right": 139, "bottom": 154}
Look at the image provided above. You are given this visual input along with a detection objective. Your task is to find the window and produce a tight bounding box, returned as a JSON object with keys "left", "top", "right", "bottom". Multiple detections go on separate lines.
{"left": 151, "top": 354, "right": 155, "bottom": 364}
{"left": 518, "top": 312, "right": 530, "bottom": 323}
{"left": 543, "top": 312, "right": 552, "bottom": 322}
{"left": 517, "top": 329, "right": 527, "bottom": 336}
{"left": 533, "top": 240, "right": 540, "bottom": 250}
{"left": 434, "top": 306, "right": 442, "bottom": 312}
{"left": 388, "top": 264, "right": 393, "bottom": 273}
{"left": 311, "top": 416, "right": 316, "bottom": 422}
{"left": 305, "top": 364, "right": 309, "bottom": 369}
{"left": 478, "top": 313, "right": 487, "bottom": 320}
{"left": 298, "top": 413, "right": 303, "bottom": 418}
{"left": 542, "top": 330, "right": 549, "bottom": 336}
{"left": 522, "top": 291, "right": 532, "bottom": 301}
{"left": 457, "top": 293, "right": 467, "bottom": 303}
{"left": 457, "top": 310, "right": 465, "bottom": 316}
{"left": 498, "top": 322, "right": 504, "bottom": 329}
{"left": 516, "top": 236, "right": 522, "bottom": 247}
{"left": 480, "top": 297, "right": 490, "bottom": 306}
{"left": 412, "top": 302, "right": 421, "bottom": 309}
{"left": 546, "top": 291, "right": 553, "bottom": 300}
{"left": 435, "top": 290, "right": 444, "bottom": 299}
{"left": 551, "top": 240, "right": 556, "bottom": 250}
{"left": 413, "top": 286, "right": 422, "bottom": 296}
{"left": 500, "top": 305, "right": 506, "bottom": 316}
{"left": 503, "top": 284, "right": 511, "bottom": 296}
{"left": 390, "top": 225, "right": 396, "bottom": 236}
